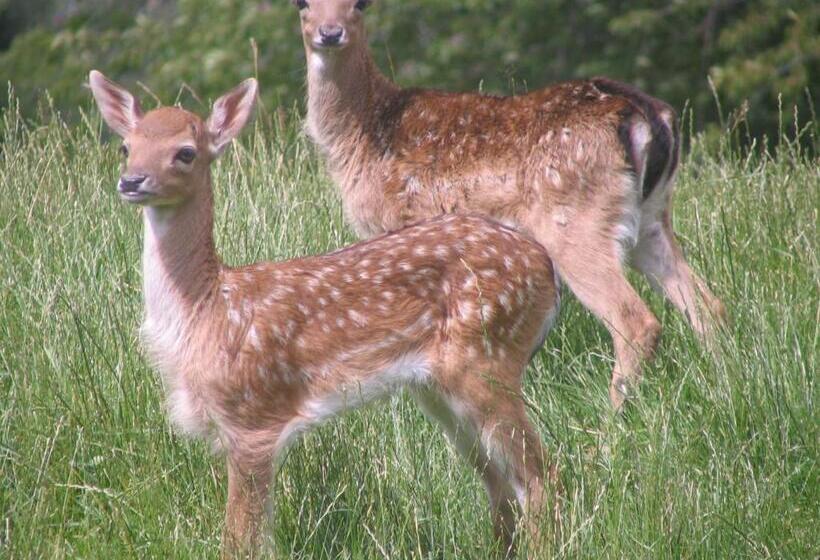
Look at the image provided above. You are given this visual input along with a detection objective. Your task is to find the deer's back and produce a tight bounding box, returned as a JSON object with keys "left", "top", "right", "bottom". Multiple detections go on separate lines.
{"left": 345, "top": 79, "right": 676, "bottom": 235}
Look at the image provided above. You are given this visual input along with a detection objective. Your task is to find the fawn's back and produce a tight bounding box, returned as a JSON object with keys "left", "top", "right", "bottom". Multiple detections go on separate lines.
{"left": 200, "top": 214, "right": 558, "bottom": 453}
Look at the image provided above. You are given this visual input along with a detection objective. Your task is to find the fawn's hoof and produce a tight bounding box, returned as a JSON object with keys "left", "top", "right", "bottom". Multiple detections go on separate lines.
{"left": 609, "top": 375, "right": 635, "bottom": 411}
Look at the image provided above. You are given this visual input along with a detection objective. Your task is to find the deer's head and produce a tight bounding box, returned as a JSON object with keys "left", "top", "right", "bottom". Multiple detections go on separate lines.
{"left": 293, "top": 0, "right": 372, "bottom": 55}
{"left": 89, "top": 71, "right": 257, "bottom": 207}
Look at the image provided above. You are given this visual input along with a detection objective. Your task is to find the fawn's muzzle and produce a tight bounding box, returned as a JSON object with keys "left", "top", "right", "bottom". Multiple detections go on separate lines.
{"left": 119, "top": 175, "right": 147, "bottom": 194}
{"left": 318, "top": 24, "right": 344, "bottom": 47}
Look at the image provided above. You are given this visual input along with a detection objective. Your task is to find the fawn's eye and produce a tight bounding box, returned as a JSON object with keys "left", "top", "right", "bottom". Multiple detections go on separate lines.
{"left": 174, "top": 147, "right": 196, "bottom": 164}
{"left": 120, "top": 144, "right": 129, "bottom": 157}
{"left": 294, "top": 0, "right": 308, "bottom": 9}
{"left": 354, "top": 0, "right": 370, "bottom": 10}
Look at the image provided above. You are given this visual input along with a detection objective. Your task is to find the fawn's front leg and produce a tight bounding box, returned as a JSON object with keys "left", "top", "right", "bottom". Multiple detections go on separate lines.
{"left": 222, "top": 454, "right": 273, "bottom": 559}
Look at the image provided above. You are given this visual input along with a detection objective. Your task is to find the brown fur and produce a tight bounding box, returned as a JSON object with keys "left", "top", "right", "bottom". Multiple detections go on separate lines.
{"left": 296, "top": 0, "right": 726, "bottom": 409}
{"left": 90, "top": 70, "right": 562, "bottom": 558}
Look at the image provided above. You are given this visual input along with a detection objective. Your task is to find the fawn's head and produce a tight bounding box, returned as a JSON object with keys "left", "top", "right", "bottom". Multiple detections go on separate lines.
{"left": 89, "top": 71, "right": 257, "bottom": 206}
{"left": 293, "top": 0, "right": 372, "bottom": 54}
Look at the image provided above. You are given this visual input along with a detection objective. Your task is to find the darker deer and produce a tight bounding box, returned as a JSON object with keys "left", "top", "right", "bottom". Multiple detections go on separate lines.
{"left": 90, "top": 70, "right": 562, "bottom": 558}
{"left": 293, "top": 0, "right": 726, "bottom": 409}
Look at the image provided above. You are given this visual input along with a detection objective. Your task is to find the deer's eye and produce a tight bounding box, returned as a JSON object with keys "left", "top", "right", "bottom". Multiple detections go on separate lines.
{"left": 120, "top": 144, "right": 129, "bottom": 157}
{"left": 354, "top": 0, "right": 370, "bottom": 10}
{"left": 294, "top": 0, "right": 308, "bottom": 9}
{"left": 174, "top": 147, "right": 196, "bottom": 164}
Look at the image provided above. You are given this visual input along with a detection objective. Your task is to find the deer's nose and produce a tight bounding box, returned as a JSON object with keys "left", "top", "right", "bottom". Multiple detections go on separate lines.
{"left": 318, "top": 24, "right": 344, "bottom": 46}
{"left": 119, "top": 175, "right": 147, "bottom": 193}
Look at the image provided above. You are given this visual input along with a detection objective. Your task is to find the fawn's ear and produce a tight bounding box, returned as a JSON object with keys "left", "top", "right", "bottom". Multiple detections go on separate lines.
{"left": 88, "top": 70, "right": 143, "bottom": 137}
{"left": 206, "top": 78, "right": 258, "bottom": 158}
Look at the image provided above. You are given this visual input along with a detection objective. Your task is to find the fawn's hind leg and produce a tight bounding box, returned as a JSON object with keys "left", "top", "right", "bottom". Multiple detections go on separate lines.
{"left": 480, "top": 401, "right": 560, "bottom": 555}
{"left": 431, "top": 371, "right": 560, "bottom": 556}
{"left": 632, "top": 209, "right": 726, "bottom": 338}
{"left": 413, "top": 387, "right": 519, "bottom": 557}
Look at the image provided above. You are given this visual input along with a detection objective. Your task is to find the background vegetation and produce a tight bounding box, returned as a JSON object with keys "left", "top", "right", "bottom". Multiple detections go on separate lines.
{"left": 1, "top": 0, "right": 818, "bottom": 141}
{"left": 0, "top": 95, "right": 817, "bottom": 557}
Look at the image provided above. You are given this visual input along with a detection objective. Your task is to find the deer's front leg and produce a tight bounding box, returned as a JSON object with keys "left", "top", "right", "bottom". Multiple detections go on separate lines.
{"left": 222, "top": 454, "right": 273, "bottom": 559}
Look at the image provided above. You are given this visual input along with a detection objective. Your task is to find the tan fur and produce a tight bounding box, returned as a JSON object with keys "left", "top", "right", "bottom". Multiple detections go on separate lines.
{"left": 295, "top": 0, "right": 726, "bottom": 409}
{"left": 90, "top": 70, "right": 562, "bottom": 558}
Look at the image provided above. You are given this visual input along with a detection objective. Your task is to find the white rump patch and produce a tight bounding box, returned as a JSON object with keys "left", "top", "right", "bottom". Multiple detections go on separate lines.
{"left": 613, "top": 174, "right": 642, "bottom": 262}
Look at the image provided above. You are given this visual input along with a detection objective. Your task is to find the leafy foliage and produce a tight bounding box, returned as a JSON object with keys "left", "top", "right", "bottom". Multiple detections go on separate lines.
{"left": 0, "top": 0, "right": 817, "bottom": 139}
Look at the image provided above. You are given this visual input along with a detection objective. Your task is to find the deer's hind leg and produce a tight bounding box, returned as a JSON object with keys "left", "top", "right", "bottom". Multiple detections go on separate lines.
{"left": 532, "top": 207, "right": 661, "bottom": 409}
{"left": 412, "top": 387, "right": 519, "bottom": 557}
{"left": 632, "top": 204, "right": 726, "bottom": 339}
{"left": 528, "top": 120, "right": 663, "bottom": 407}
{"left": 479, "top": 400, "right": 560, "bottom": 555}
{"left": 424, "top": 366, "right": 560, "bottom": 556}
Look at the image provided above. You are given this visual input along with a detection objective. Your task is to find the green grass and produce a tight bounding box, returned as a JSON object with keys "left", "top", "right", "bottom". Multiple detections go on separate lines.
{"left": 0, "top": 97, "right": 817, "bottom": 559}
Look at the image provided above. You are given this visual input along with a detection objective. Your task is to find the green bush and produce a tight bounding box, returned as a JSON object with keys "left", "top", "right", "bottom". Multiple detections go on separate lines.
{"left": 1, "top": 0, "right": 817, "bottom": 141}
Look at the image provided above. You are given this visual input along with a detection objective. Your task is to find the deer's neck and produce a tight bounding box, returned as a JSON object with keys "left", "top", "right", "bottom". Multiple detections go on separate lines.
{"left": 141, "top": 182, "right": 222, "bottom": 357}
{"left": 305, "top": 43, "right": 398, "bottom": 162}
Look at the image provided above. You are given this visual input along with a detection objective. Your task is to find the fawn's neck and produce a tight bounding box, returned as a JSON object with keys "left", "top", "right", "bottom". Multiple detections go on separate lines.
{"left": 305, "top": 41, "right": 398, "bottom": 158}
{"left": 142, "top": 181, "right": 221, "bottom": 339}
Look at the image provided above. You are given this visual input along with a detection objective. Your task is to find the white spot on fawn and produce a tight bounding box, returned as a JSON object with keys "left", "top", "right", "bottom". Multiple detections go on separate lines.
{"left": 458, "top": 300, "right": 475, "bottom": 321}
{"left": 248, "top": 325, "right": 262, "bottom": 350}
{"left": 228, "top": 308, "right": 241, "bottom": 326}
{"left": 481, "top": 303, "right": 494, "bottom": 322}
{"left": 347, "top": 309, "right": 368, "bottom": 327}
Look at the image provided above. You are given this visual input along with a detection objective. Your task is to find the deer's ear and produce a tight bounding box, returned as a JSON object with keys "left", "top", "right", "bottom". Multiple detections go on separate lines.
{"left": 206, "top": 78, "right": 258, "bottom": 158}
{"left": 88, "top": 70, "right": 142, "bottom": 137}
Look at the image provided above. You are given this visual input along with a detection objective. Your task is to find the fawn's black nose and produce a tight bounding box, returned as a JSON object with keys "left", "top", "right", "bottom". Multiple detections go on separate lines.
{"left": 319, "top": 24, "right": 344, "bottom": 46}
{"left": 119, "top": 175, "right": 146, "bottom": 193}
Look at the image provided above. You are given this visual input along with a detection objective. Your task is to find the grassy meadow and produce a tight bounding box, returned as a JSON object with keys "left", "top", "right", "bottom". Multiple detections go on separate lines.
{"left": 0, "top": 96, "right": 817, "bottom": 558}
